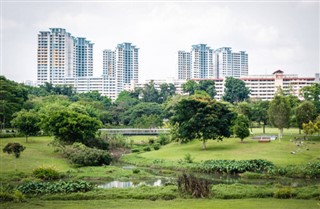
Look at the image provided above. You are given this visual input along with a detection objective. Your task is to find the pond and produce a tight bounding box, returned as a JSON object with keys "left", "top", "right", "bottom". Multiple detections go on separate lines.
{"left": 97, "top": 178, "right": 172, "bottom": 189}
{"left": 97, "top": 164, "right": 320, "bottom": 189}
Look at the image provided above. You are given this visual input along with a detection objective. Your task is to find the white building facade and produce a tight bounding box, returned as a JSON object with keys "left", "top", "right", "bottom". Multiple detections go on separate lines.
{"left": 137, "top": 71, "right": 319, "bottom": 101}
{"left": 178, "top": 45, "right": 248, "bottom": 80}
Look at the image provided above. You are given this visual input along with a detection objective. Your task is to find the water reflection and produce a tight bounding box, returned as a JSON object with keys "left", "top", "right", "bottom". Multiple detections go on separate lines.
{"left": 98, "top": 178, "right": 169, "bottom": 189}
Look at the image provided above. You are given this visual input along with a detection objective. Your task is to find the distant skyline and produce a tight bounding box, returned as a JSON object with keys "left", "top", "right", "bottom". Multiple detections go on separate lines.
{"left": 1, "top": 1, "right": 319, "bottom": 83}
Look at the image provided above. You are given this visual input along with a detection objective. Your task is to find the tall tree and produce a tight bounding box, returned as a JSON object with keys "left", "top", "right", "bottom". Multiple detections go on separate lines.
{"left": 0, "top": 76, "right": 28, "bottom": 129}
{"left": 11, "top": 109, "right": 41, "bottom": 142}
{"left": 300, "top": 83, "right": 320, "bottom": 114}
{"left": 296, "top": 101, "right": 317, "bottom": 134}
{"left": 233, "top": 114, "right": 250, "bottom": 142}
{"left": 268, "top": 96, "right": 291, "bottom": 140}
{"left": 198, "top": 80, "right": 216, "bottom": 99}
{"left": 182, "top": 80, "right": 198, "bottom": 95}
{"left": 122, "top": 102, "right": 164, "bottom": 126}
{"left": 170, "top": 96, "right": 236, "bottom": 150}
{"left": 252, "top": 100, "right": 269, "bottom": 134}
{"left": 222, "top": 77, "right": 250, "bottom": 103}
{"left": 141, "top": 81, "right": 160, "bottom": 103}
{"left": 236, "top": 102, "right": 253, "bottom": 131}
{"left": 41, "top": 108, "right": 102, "bottom": 144}
{"left": 159, "top": 83, "right": 176, "bottom": 103}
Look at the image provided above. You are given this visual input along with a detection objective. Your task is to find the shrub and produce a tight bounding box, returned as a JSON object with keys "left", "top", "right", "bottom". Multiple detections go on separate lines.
{"left": 105, "top": 134, "right": 126, "bottom": 149}
{"left": 131, "top": 148, "right": 140, "bottom": 153}
{"left": 148, "top": 138, "right": 155, "bottom": 145}
{"left": 274, "top": 187, "right": 294, "bottom": 199}
{"left": 2, "top": 143, "right": 26, "bottom": 158}
{"left": 154, "top": 144, "right": 160, "bottom": 150}
{"left": 177, "top": 173, "right": 211, "bottom": 198}
{"left": 183, "top": 153, "right": 194, "bottom": 163}
{"left": 0, "top": 192, "right": 15, "bottom": 202}
{"left": 198, "top": 159, "right": 274, "bottom": 174}
{"left": 83, "top": 138, "right": 109, "bottom": 150}
{"left": 17, "top": 180, "right": 94, "bottom": 195}
{"left": 0, "top": 190, "right": 25, "bottom": 202}
{"left": 159, "top": 134, "right": 170, "bottom": 145}
{"left": 305, "top": 162, "right": 320, "bottom": 178}
{"left": 62, "top": 143, "right": 112, "bottom": 166}
{"left": 143, "top": 146, "right": 151, "bottom": 152}
{"left": 132, "top": 168, "right": 140, "bottom": 174}
{"left": 32, "top": 167, "right": 61, "bottom": 180}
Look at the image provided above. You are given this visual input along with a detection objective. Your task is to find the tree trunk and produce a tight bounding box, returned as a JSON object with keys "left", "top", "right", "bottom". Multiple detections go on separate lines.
{"left": 278, "top": 128, "right": 283, "bottom": 142}
{"left": 263, "top": 124, "right": 265, "bottom": 134}
{"left": 202, "top": 140, "right": 206, "bottom": 150}
{"left": 299, "top": 129, "right": 301, "bottom": 134}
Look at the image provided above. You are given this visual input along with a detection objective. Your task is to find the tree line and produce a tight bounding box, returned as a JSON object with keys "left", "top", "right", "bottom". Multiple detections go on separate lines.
{"left": 1, "top": 75, "right": 320, "bottom": 149}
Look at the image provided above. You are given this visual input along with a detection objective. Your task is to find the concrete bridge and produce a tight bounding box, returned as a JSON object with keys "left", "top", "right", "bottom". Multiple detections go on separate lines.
{"left": 99, "top": 128, "right": 170, "bottom": 135}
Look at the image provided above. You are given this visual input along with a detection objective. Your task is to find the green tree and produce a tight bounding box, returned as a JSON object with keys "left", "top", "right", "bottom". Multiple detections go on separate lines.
{"left": 222, "top": 77, "right": 250, "bottom": 103}
{"left": 296, "top": 101, "right": 317, "bottom": 134}
{"left": 198, "top": 80, "right": 216, "bottom": 99}
{"left": 302, "top": 121, "right": 316, "bottom": 139}
{"left": 11, "top": 109, "right": 40, "bottom": 142}
{"left": 268, "top": 96, "right": 291, "bottom": 140}
{"left": 41, "top": 108, "right": 102, "bottom": 144}
{"left": 122, "top": 102, "right": 163, "bottom": 126}
{"left": 236, "top": 102, "right": 253, "bottom": 131}
{"left": 233, "top": 115, "right": 250, "bottom": 142}
{"left": 3, "top": 143, "right": 26, "bottom": 158}
{"left": 182, "top": 80, "right": 198, "bottom": 95}
{"left": 252, "top": 100, "right": 269, "bottom": 134}
{"left": 133, "top": 114, "right": 163, "bottom": 128}
{"left": 314, "top": 114, "right": 320, "bottom": 136}
{"left": 300, "top": 83, "right": 320, "bottom": 113}
{"left": 170, "top": 97, "right": 236, "bottom": 150}
{"left": 0, "top": 76, "right": 28, "bottom": 129}
{"left": 141, "top": 81, "right": 160, "bottom": 103}
{"left": 159, "top": 83, "right": 176, "bottom": 103}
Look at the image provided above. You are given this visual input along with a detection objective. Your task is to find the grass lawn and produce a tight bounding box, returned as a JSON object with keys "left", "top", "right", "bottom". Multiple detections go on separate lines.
{"left": 2, "top": 199, "right": 320, "bottom": 209}
{"left": 0, "top": 136, "right": 70, "bottom": 174}
{"left": 139, "top": 128, "right": 320, "bottom": 166}
{"left": 0, "top": 136, "right": 152, "bottom": 181}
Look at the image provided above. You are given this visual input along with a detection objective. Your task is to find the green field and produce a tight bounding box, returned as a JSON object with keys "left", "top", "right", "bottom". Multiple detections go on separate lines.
{"left": 2, "top": 199, "right": 320, "bottom": 209}
{"left": 1, "top": 129, "right": 320, "bottom": 208}
{"left": 139, "top": 128, "right": 320, "bottom": 166}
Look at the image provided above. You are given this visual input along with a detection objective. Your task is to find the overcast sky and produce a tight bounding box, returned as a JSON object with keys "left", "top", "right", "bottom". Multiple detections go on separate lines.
{"left": 1, "top": 1, "right": 319, "bottom": 83}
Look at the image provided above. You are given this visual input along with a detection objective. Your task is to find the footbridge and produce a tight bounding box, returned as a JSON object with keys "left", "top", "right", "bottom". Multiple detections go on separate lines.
{"left": 99, "top": 128, "right": 170, "bottom": 135}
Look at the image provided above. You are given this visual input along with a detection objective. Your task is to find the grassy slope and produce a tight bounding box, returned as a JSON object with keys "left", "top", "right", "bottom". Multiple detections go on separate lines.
{"left": 0, "top": 136, "right": 70, "bottom": 174}
{"left": 0, "top": 137, "right": 152, "bottom": 180}
{"left": 139, "top": 128, "right": 320, "bottom": 166}
{"left": 2, "top": 199, "right": 320, "bottom": 209}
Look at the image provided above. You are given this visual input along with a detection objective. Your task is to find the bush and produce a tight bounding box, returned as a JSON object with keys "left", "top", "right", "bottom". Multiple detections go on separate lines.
{"left": 63, "top": 143, "right": 112, "bottom": 166}
{"left": 198, "top": 159, "right": 274, "bottom": 174}
{"left": 143, "top": 146, "right": 151, "bottom": 152}
{"left": 183, "top": 153, "right": 194, "bottom": 163}
{"left": 105, "top": 134, "right": 126, "bottom": 149}
{"left": 177, "top": 173, "right": 211, "bottom": 198}
{"left": 83, "top": 138, "right": 109, "bottom": 150}
{"left": 274, "top": 187, "right": 294, "bottom": 199}
{"left": 153, "top": 144, "right": 160, "bottom": 150}
{"left": 132, "top": 168, "right": 140, "bottom": 174}
{"left": 159, "top": 134, "right": 170, "bottom": 145}
{"left": 17, "top": 180, "right": 94, "bottom": 195}
{"left": 32, "top": 167, "right": 61, "bottom": 180}
{"left": 0, "top": 191, "right": 25, "bottom": 202}
{"left": 148, "top": 138, "right": 155, "bottom": 145}
{"left": 131, "top": 148, "right": 140, "bottom": 153}
{"left": 0, "top": 192, "right": 15, "bottom": 202}
{"left": 2, "top": 142, "right": 26, "bottom": 158}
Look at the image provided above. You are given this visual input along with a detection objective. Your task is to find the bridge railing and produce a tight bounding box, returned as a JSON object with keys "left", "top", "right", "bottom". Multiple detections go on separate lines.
{"left": 99, "top": 128, "right": 170, "bottom": 135}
